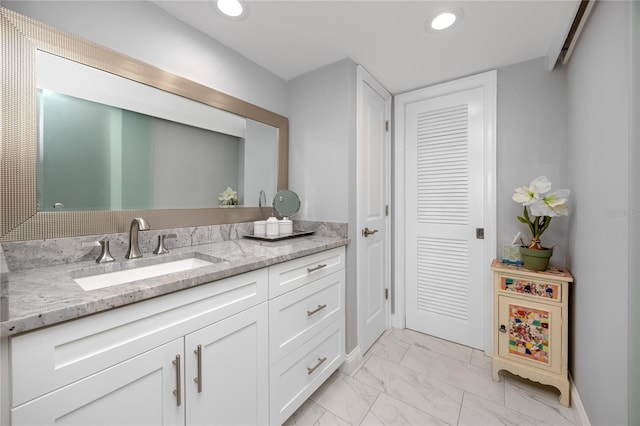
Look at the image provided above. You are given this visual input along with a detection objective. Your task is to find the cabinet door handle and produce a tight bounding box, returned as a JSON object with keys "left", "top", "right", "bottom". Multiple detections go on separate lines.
{"left": 307, "top": 357, "right": 327, "bottom": 375}
{"left": 194, "top": 344, "right": 203, "bottom": 393}
{"left": 307, "top": 304, "right": 328, "bottom": 317}
{"left": 499, "top": 325, "right": 507, "bottom": 333}
{"left": 172, "top": 354, "right": 182, "bottom": 407}
{"left": 307, "top": 264, "right": 327, "bottom": 273}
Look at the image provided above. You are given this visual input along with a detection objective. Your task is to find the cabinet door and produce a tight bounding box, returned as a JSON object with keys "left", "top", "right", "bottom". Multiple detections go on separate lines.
{"left": 185, "top": 303, "right": 268, "bottom": 426}
{"left": 11, "top": 339, "right": 184, "bottom": 426}
{"left": 497, "top": 296, "right": 562, "bottom": 374}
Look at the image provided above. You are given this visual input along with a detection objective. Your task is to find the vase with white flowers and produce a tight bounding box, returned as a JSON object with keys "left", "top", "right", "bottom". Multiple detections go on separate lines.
{"left": 512, "top": 176, "right": 570, "bottom": 271}
{"left": 218, "top": 186, "right": 238, "bottom": 207}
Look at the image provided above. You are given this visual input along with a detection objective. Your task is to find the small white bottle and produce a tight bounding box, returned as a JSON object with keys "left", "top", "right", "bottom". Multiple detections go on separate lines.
{"left": 266, "top": 217, "right": 279, "bottom": 237}
{"left": 253, "top": 220, "right": 266, "bottom": 236}
{"left": 279, "top": 218, "right": 293, "bottom": 235}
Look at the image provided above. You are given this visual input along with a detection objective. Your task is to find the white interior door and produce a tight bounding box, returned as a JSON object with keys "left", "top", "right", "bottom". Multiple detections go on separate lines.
{"left": 404, "top": 86, "right": 486, "bottom": 350}
{"left": 357, "top": 66, "right": 391, "bottom": 354}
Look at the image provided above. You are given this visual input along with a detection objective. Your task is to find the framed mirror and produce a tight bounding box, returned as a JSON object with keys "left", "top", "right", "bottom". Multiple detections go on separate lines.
{"left": 1, "top": 8, "right": 288, "bottom": 242}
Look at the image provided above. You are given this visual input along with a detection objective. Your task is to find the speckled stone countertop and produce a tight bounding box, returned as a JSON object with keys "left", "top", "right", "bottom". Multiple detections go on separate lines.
{"left": 1, "top": 235, "right": 348, "bottom": 337}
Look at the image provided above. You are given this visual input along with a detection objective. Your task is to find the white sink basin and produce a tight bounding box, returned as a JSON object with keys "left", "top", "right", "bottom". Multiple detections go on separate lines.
{"left": 74, "top": 254, "right": 222, "bottom": 291}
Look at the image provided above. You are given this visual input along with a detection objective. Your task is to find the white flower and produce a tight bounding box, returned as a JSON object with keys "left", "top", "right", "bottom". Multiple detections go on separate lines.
{"left": 512, "top": 176, "right": 552, "bottom": 205}
{"left": 530, "top": 189, "right": 570, "bottom": 217}
{"left": 512, "top": 176, "right": 570, "bottom": 247}
{"left": 218, "top": 187, "right": 238, "bottom": 202}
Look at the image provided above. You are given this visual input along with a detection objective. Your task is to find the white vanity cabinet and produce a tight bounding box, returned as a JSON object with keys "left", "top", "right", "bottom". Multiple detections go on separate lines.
{"left": 12, "top": 305, "right": 269, "bottom": 426}
{"left": 9, "top": 269, "right": 269, "bottom": 426}
{"left": 6, "top": 245, "right": 346, "bottom": 426}
{"left": 268, "top": 247, "right": 346, "bottom": 425}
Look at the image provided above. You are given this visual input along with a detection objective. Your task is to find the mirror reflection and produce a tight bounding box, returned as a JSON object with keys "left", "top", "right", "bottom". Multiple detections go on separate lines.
{"left": 36, "top": 51, "right": 278, "bottom": 212}
{"left": 1, "top": 9, "right": 289, "bottom": 241}
{"left": 37, "top": 91, "right": 277, "bottom": 211}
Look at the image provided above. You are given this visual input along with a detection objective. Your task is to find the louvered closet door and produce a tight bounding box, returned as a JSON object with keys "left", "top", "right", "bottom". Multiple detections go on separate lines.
{"left": 405, "top": 87, "right": 485, "bottom": 349}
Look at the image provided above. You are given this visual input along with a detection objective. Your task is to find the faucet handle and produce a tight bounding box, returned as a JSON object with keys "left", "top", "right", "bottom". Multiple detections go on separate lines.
{"left": 83, "top": 240, "right": 115, "bottom": 263}
{"left": 153, "top": 234, "right": 177, "bottom": 255}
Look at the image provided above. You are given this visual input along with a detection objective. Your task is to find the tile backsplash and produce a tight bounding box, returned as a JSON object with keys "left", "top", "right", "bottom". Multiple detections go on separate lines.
{"left": 0, "top": 220, "right": 347, "bottom": 272}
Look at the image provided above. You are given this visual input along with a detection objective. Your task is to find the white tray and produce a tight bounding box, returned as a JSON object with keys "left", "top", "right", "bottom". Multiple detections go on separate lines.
{"left": 243, "top": 230, "right": 314, "bottom": 241}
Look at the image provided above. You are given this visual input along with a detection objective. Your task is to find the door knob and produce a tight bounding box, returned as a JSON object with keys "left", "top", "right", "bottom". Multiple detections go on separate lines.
{"left": 362, "top": 227, "right": 379, "bottom": 237}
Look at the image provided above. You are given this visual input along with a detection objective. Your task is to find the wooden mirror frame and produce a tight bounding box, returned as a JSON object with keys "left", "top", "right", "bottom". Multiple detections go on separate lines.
{"left": 0, "top": 8, "right": 288, "bottom": 242}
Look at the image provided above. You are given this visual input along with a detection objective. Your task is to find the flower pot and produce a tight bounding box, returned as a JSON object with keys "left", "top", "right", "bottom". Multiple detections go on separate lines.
{"left": 519, "top": 247, "right": 553, "bottom": 271}
{"left": 220, "top": 200, "right": 238, "bottom": 208}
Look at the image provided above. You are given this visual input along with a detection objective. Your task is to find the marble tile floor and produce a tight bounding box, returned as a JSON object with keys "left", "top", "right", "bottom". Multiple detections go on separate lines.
{"left": 284, "top": 328, "right": 580, "bottom": 426}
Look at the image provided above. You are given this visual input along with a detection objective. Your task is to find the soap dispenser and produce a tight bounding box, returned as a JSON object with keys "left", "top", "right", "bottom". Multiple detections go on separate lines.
{"left": 266, "top": 216, "right": 279, "bottom": 237}
{"left": 279, "top": 218, "right": 293, "bottom": 235}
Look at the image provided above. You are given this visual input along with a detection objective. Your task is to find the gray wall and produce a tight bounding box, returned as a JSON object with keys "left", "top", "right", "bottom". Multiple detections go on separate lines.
{"left": 565, "top": 2, "right": 634, "bottom": 424}
{"left": 152, "top": 120, "right": 240, "bottom": 209}
{"left": 496, "top": 57, "right": 569, "bottom": 264}
{"left": 630, "top": 3, "right": 640, "bottom": 424}
{"left": 287, "top": 59, "right": 354, "bottom": 222}
{"left": 2, "top": 0, "right": 287, "bottom": 116}
{"left": 241, "top": 120, "right": 278, "bottom": 207}
{"left": 287, "top": 59, "right": 359, "bottom": 352}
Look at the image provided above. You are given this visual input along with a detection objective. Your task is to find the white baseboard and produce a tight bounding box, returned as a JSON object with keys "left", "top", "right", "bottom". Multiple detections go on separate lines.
{"left": 570, "top": 374, "right": 591, "bottom": 426}
{"left": 339, "top": 345, "right": 363, "bottom": 376}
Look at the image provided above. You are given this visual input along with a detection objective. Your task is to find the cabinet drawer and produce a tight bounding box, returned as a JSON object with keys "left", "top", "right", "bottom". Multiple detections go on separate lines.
{"left": 10, "top": 269, "right": 268, "bottom": 407}
{"left": 269, "top": 318, "right": 344, "bottom": 425}
{"left": 498, "top": 274, "right": 562, "bottom": 302}
{"left": 497, "top": 296, "right": 562, "bottom": 374}
{"left": 269, "top": 270, "right": 344, "bottom": 364}
{"left": 268, "top": 247, "right": 345, "bottom": 298}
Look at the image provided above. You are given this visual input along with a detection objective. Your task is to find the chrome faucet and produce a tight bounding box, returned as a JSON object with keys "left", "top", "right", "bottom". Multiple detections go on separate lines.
{"left": 82, "top": 239, "right": 115, "bottom": 263}
{"left": 125, "top": 217, "right": 150, "bottom": 259}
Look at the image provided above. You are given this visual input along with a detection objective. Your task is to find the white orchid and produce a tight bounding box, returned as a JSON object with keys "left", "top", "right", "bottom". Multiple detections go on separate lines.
{"left": 529, "top": 189, "right": 570, "bottom": 217}
{"left": 512, "top": 176, "right": 552, "bottom": 205}
{"left": 512, "top": 177, "right": 570, "bottom": 249}
{"left": 218, "top": 187, "right": 238, "bottom": 206}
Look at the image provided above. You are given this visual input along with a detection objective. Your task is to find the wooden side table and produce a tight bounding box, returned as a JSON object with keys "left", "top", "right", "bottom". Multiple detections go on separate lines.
{"left": 490, "top": 259, "right": 573, "bottom": 406}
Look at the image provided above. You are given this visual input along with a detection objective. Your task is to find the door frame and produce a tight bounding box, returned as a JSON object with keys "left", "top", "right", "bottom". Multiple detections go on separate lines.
{"left": 356, "top": 65, "right": 392, "bottom": 354}
{"left": 392, "top": 71, "right": 497, "bottom": 355}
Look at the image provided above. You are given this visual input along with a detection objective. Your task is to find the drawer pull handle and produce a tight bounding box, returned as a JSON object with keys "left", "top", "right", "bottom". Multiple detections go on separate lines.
{"left": 307, "top": 357, "right": 328, "bottom": 375}
{"left": 307, "top": 264, "right": 327, "bottom": 273}
{"left": 194, "top": 344, "right": 202, "bottom": 393}
{"left": 172, "top": 354, "right": 182, "bottom": 406}
{"left": 307, "top": 304, "right": 328, "bottom": 317}
{"left": 499, "top": 325, "right": 507, "bottom": 333}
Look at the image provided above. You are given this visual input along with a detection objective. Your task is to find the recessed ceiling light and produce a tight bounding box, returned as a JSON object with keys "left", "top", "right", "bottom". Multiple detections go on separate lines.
{"left": 431, "top": 12, "right": 456, "bottom": 30}
{"left": 426, "top": 8, "right": 464, "bottom": 32}
{"left": 217, "top": 0, "right": 244, "bottom": 17}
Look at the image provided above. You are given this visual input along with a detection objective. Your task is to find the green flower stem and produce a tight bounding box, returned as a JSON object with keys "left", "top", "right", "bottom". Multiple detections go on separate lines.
{"left": 517, "top": 205, "right": 553, "bottom": 244}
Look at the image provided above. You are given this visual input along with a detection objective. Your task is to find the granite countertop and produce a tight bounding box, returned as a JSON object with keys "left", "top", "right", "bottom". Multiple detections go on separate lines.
{"left": 0, "top": 235, "right": 348, "bottom": 337}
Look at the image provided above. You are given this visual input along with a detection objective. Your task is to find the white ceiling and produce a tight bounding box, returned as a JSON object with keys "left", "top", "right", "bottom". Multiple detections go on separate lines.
{"left": 152, "top": 0, "right": 576, "bottom": 94}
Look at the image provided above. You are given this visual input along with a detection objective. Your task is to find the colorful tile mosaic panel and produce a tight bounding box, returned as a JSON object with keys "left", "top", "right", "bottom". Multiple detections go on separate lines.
{"left": 508, "top": 304, "right": 550, "bottom": 364}
{"left": 501, "top": 277, "right": 559, "bottom": 300}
